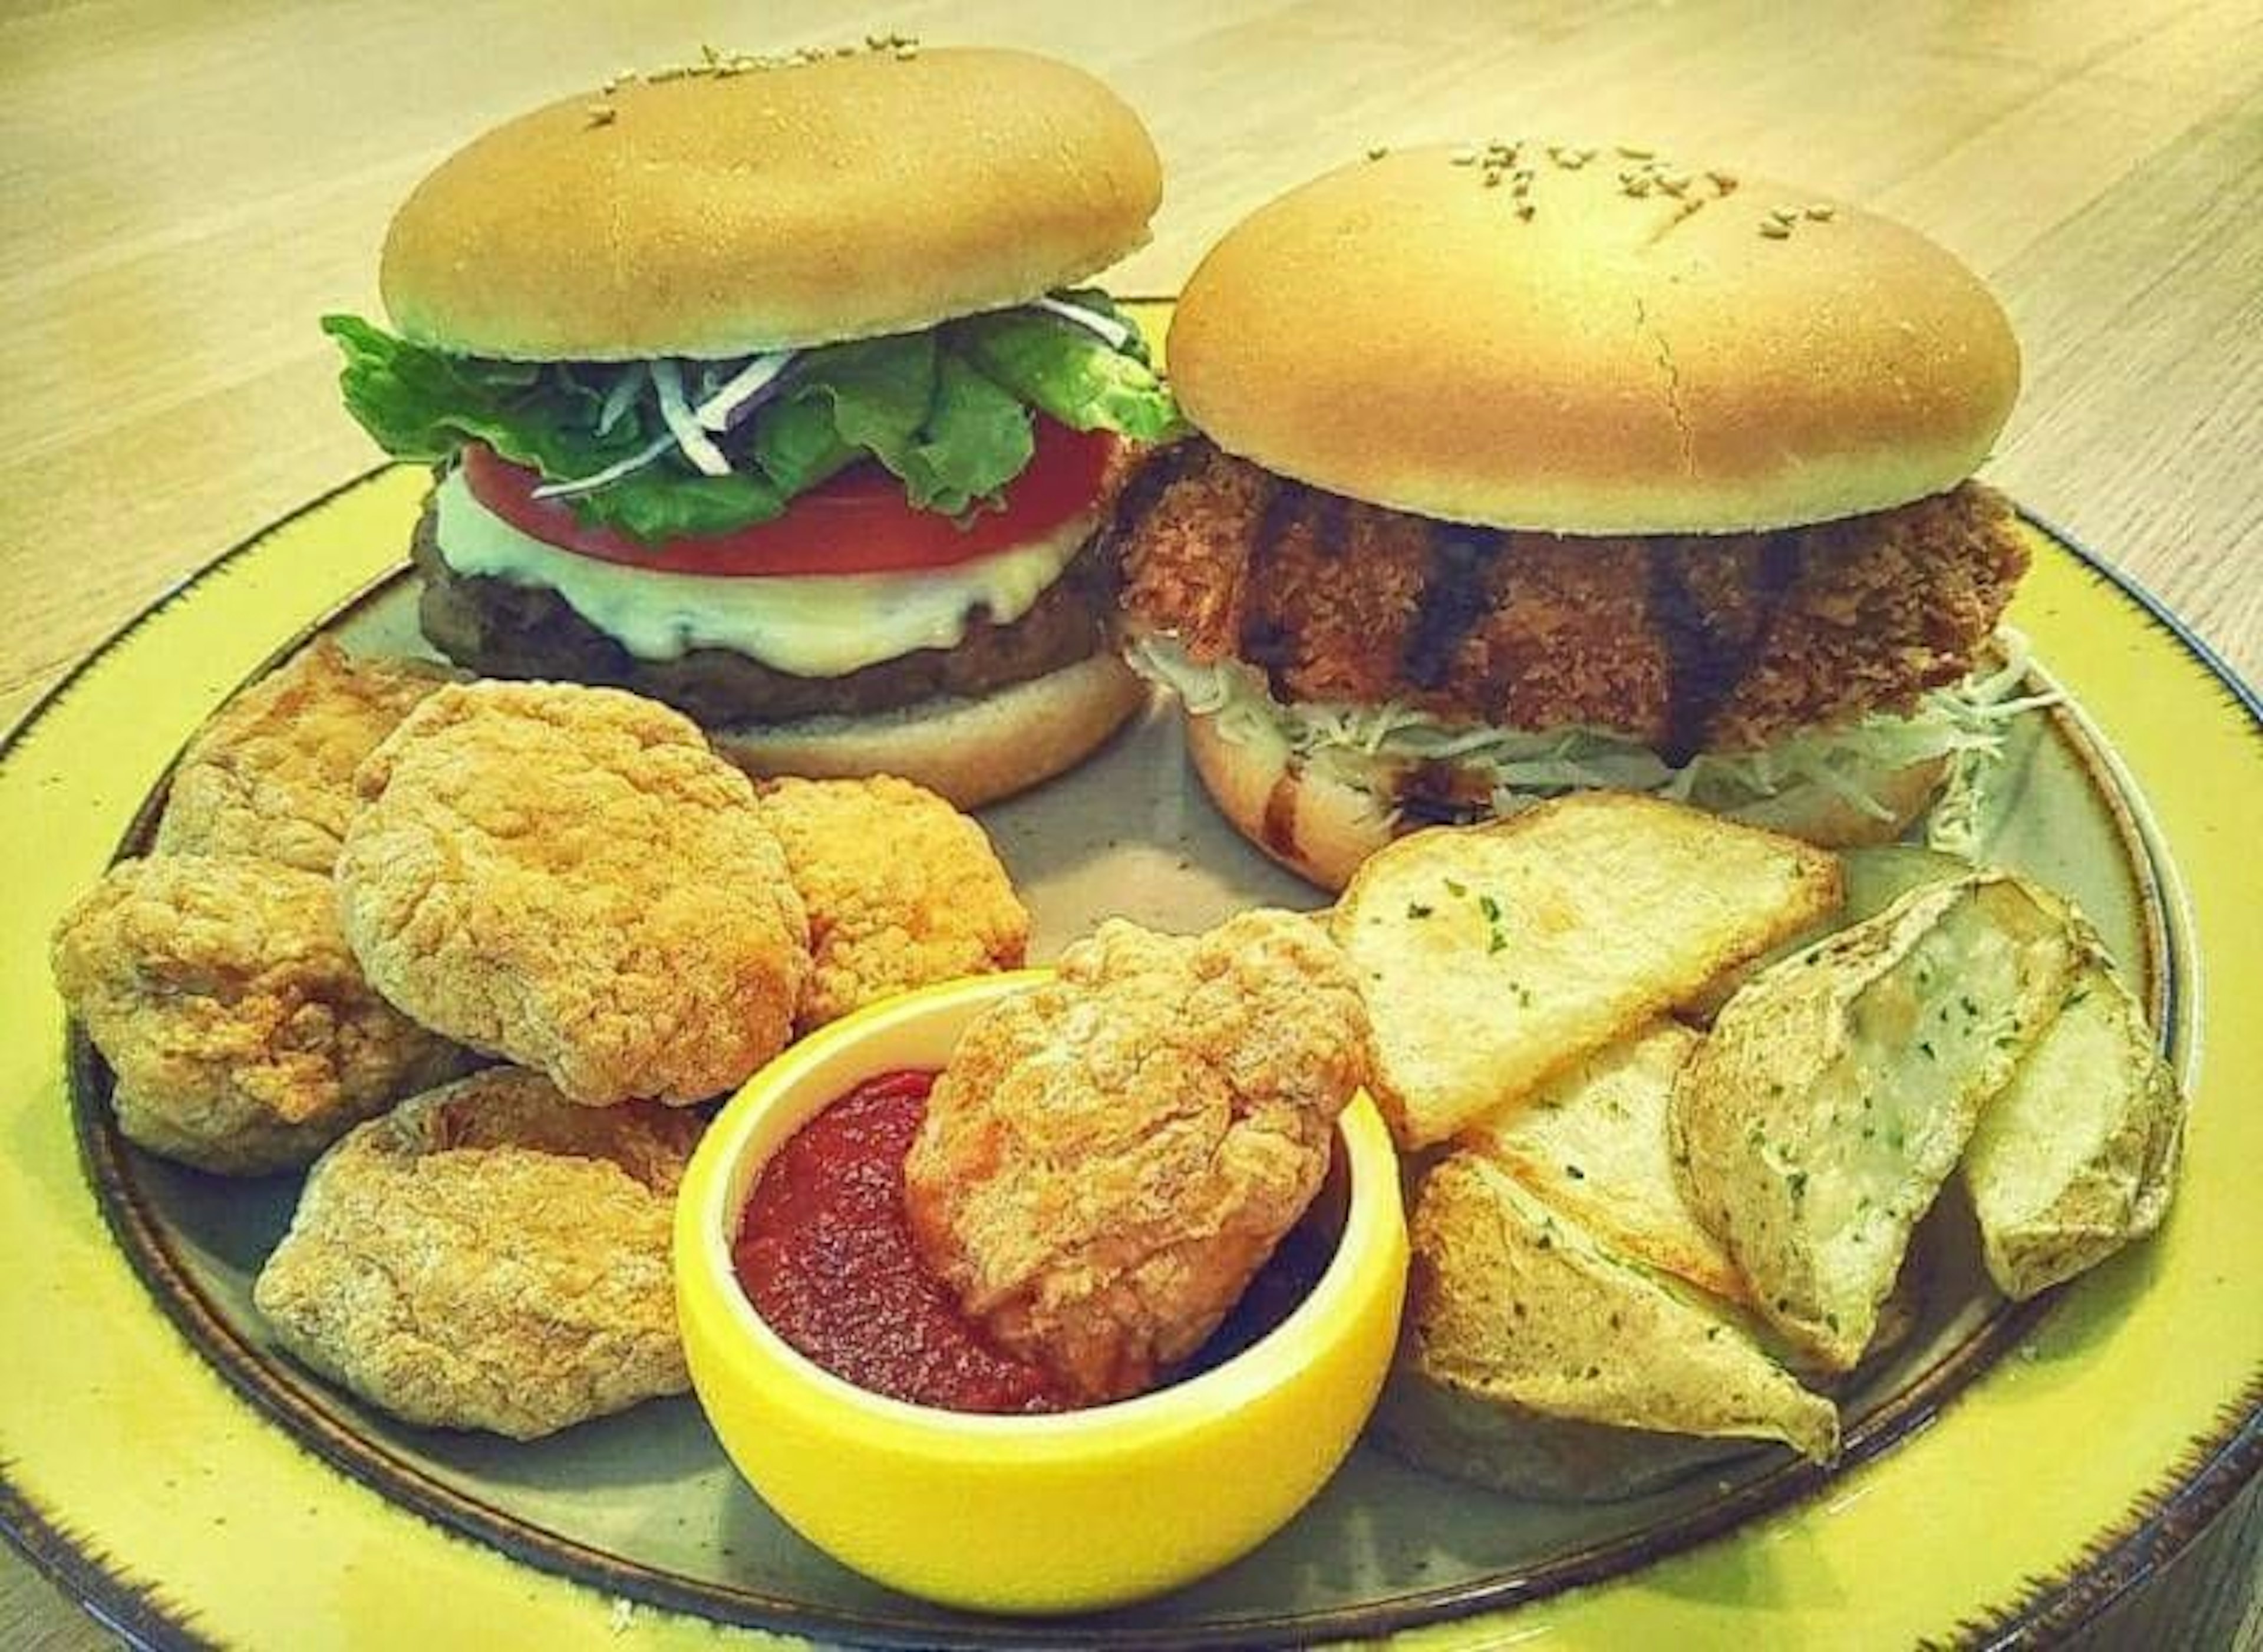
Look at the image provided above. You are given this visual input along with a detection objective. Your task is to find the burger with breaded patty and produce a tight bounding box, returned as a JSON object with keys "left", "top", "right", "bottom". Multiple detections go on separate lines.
{"left": 325, "top": 42, "right": 1180, "bottom": 807}
{"left": 1114, "top": 141, "right": 2036, "bottom": 888}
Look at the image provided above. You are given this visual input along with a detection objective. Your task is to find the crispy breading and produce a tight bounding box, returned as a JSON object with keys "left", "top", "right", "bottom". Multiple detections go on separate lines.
{"left": 155, "top": 640, "right": 450, "bottom": 873}
{"left": 50, "top": 855, "right": 473, "bottom": 1175}
{"left": 754, "top": 775, "right": 1030, "bottom": 1031}
{"left": 903, "top": 911, "right": 1370, "bottom": 1403}
{"left": 252, "top": 1067, "right": 701, "bottom": 1437}
{"left": 1113, "top": 440, "right": 2027, "bottom": 754}
{"left": 335, "top": 681, "right": 810, "bottom": 1106}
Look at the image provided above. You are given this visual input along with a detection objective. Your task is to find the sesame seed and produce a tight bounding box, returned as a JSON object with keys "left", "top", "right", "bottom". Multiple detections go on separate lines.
{"left": 585, "top": 104, "right": 616, "bottom": 126}
{"left": 1516, "top": 201, "right": 1537, "bottom": 220}
{"left": 1760, "top": 220, "right": 1793, "bottom": 239}
{"left": 893, "top": 42, "right": 918, "bottom": 58}
{"left": 1708, "top": 169, "right": 1740, "bottom": 194}
{"left": 1483, "top": 171, "right": 1503, "bottom": 187}
{"left": 1450, "top": 146, "right": 1479, "bottom": 166}
{"left": 1366, "top": 144, "right": 1389, "bottom": 161}
{"left": 1768, "top": 206, "right": 1800, "bottom": 224}
{"left": 1617, "top": 143, "right": 1655, "bottom": 159}
{"left": 1805, "top": 203, "right": 1838, "bottom": 220}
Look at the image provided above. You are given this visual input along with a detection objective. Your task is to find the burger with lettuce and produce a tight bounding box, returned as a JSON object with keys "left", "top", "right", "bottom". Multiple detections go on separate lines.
{"left": 325, "top": 44, "right": 1179, "bottom": 805}
{"left": 1114, "top": 142, "right": 2041, "bottom": 887}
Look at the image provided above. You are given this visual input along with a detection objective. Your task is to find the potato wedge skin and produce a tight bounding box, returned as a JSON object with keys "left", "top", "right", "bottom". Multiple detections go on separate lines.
{"left": 1461, "top": 1021, "right": 1748, "bottom": 1303}
{"left": 1963, "top": 957, "right": 2185, "bottom": 1298}
{"left": 1396, "top": 1156, "right": 1839, "bottom": 1468}
{"left": 1377, "top": 1366, "right": 1767, "bottom": 1503}
{"left": 1685, "top": 844, "right": 1972, "bottom": 1023}
{"left": 1332, "top": 793, "right": 1841, "bottom": 1148}
{"left": 1672, "top": 873, "right": 2077, "bottom": 1370}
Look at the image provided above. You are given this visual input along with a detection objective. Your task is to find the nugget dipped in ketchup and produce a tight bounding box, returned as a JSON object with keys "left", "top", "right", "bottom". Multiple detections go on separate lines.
{"left": 902, "top": 912, "right": 1371, "bottom": 1404}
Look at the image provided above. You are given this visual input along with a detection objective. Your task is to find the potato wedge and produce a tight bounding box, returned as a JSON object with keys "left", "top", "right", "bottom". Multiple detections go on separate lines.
{"left": 1962, "top": 957, "right": 2185, "bottom": 1298}
{"left": 1393, "top": 1156, "right": 1840, "bottom": 1473}
{"left": 1685, "top": 844, "right": 1972, "bottom": 1023}
{"left": 1462, "top": 1021, "right": 1747, "bottom": 1304}
{"left": 1378, "top": 1367, "right": 1771, "bottom": 1503}
{"left": 1672, "top": 873, "right": 2078, "bottom": 1370}
{"left": 1331, "top": 794, "right": 1841, "bottom": 1148}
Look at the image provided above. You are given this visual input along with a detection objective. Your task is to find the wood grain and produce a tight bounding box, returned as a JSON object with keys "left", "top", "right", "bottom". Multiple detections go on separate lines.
{"left": 4, "top": 2, "right": 2257, "bottom": 1644}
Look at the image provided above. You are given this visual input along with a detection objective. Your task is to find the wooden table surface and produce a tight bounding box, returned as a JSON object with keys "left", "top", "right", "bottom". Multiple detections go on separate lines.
{"left": 4, "top": 2, "right": 2257, "bottom": 1646}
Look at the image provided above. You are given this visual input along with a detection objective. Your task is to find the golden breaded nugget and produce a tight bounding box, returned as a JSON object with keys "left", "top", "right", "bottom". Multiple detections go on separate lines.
{"left": 51, "top": 854, "right": 471, "bottom": 1174}
{"left": 335, "top": 682, "right": 809, "bottom": 1106}
{"left": 905, "top": 912, "right": 1368, "bottom": 1403}
{"left": 756, "top": 775, "right": 1028, "bottom": 1031}
{"left": 253, "top": 1067, "right": 701, "bottom": 1437}
{"left": 156, "top": 640, "right": 448, "bottom": 873}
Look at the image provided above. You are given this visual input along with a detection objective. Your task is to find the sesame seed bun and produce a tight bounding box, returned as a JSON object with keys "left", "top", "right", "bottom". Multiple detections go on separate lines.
{"left": 1169, "top": 145, "right": 2020, "bottom": 535}
{"left": 1183, "top": 710, "right": 1945, "bottom": 892}
{"left": 713, "top": 652, "right": 1150, "bottom": 810}
{"left": 380, "top": 48, "right": 1162, "bottom": 361}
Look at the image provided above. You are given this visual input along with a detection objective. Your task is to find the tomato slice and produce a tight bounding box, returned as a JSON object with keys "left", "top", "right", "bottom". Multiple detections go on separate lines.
{"left": 460, "top": 420, "right": 1117, "bottom": 578}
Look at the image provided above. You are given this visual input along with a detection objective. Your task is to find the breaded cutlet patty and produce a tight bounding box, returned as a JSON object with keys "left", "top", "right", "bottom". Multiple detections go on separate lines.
{"left": 1111, "top": 439, "right": 2028, "bottom": 761}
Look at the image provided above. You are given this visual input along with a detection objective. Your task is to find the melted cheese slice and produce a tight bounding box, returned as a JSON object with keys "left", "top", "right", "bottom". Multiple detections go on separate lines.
{"left": 433, "top": 469, "right": 1094, "bottom": 678}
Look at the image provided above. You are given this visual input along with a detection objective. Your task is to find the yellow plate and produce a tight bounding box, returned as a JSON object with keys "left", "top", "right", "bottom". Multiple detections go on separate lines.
{"left": 2, "top": 306, "right": 2257, "bottom": 1646}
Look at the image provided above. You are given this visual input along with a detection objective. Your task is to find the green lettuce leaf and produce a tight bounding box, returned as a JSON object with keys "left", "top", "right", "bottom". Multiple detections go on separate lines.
{"left": 322, "top": 295, "right": 1178, "bottom": 545}
{"left": 321, "top": 315, "right": 648, "bottom": 480}
{"left": 953, "top": 310, "right": 1186, "bottom": 444}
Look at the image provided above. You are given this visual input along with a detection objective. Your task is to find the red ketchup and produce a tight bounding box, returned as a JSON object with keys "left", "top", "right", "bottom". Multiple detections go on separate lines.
{"left": 732, "top": 1068, "right": 1074, "bottom": 1414}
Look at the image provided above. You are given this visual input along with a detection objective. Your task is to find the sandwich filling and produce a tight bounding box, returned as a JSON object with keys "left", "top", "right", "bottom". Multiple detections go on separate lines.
{"left": 328, "top": 294, "right": 1182, "bottom": 724}
{"left": 326, "top": 292, "right": 1179, "bottom": 545}
{"left": 429, "top": 467, "right": 1097, "bottom": 677}
{"left": 1112, "top": 439, "right": 2046, "bottom": 850}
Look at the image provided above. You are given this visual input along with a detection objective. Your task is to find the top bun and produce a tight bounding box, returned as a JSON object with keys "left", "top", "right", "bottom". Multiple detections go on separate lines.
{"left": 1169, "top": 144, "right": 2020, "bottom": 534}
{"left": 381, "top": 47, "right": 1162, "bottom": 361}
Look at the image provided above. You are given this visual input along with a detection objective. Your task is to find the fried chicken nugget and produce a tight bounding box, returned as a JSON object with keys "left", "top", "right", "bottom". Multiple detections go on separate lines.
{"left": 51, "top": 855, "right": 473, "bottom": 1175}
{"left": 253, "top": 1067, "right": 701, "bottom": 1437}
{"left": 755, "top": 775, "right": 1030, "bottom": 1031}
{"left": 336, "top": 682, "right": 810, "bottom": 1106}
{"left": 156, "top": 640, "right": 448, "bottom": 873}
{"left": 904, "top": 911, "right": 1371, "bottom": 1403}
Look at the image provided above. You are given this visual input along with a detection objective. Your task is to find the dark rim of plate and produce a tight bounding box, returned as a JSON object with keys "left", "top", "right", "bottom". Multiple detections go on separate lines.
{"left": 0, "top": 469, "right": 2254, "bottom": 1650}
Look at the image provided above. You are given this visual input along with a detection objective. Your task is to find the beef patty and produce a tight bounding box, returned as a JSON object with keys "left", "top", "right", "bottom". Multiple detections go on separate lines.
{"left": 412, "top": 497, "right": 1113, "bottom": 727}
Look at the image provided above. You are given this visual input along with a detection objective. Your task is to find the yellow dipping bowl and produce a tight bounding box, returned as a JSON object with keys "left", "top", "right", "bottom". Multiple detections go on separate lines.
{"left": 675, "top": 969, "right": 1408, "bottom": 1615}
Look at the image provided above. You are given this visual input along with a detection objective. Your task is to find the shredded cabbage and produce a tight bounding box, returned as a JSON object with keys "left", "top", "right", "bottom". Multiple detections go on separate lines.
{"left": 1129, "top": 632, "right": 2057, "bottom": 858}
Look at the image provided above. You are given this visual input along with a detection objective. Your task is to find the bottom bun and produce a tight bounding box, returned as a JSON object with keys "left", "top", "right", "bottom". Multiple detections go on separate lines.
{"left": 1184, "top": 711, "right": 1949, "bottom": 893}
{"left": 715, "top": 652, "right": 1150, "bottom": 810}
{"left": 1184, "top": 713, "right": 1400, "bottom": 892}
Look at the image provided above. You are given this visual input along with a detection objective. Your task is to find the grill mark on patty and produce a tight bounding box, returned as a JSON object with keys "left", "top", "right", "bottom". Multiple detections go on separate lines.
{"left": 1403, "top": 523, "right": 1499, "bottom": 692}
{"left": 1648, "top": 534, "right": 1807, "bottom": 763}
{"left": 1093, "top": 439, "right": 1204, "bottom": 573}
{"left": 1645, "top": 542, "right": 1724, "bottom": 766}
{"left": 1238, "top": 474, "right": 1312, "bottom": 691}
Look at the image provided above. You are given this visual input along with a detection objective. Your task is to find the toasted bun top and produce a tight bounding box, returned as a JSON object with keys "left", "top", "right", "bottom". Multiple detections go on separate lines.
{"left": 1169, "top": 144, "right": 2020, "bottom": 534}
{"left": 381, "top": 48, "right": 1161, "bottom": 360}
